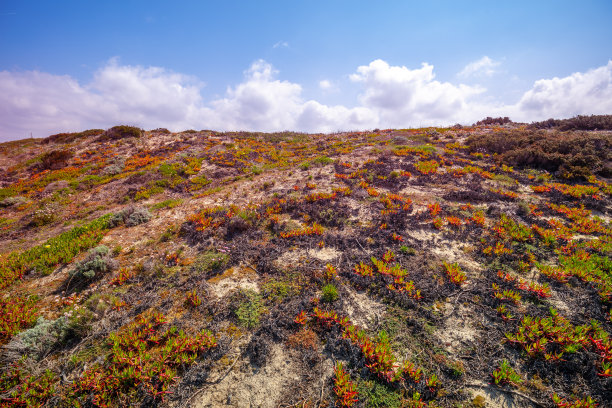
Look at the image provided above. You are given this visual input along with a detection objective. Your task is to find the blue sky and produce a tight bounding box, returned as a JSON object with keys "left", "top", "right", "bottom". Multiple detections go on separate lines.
{"left": 1, "top": 0, "right": 611, "bottom": 140}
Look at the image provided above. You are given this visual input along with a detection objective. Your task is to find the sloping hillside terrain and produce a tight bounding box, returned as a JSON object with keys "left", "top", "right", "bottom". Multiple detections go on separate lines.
{"left": 0, "top": 118, "right": 611, "bottom": 407}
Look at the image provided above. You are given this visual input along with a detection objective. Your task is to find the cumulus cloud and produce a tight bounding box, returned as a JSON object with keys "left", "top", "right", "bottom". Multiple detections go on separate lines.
{"left": 210, "top": 60, "right": 303, "bottom": 130}
{"left": 0, "top": 59, "right": 211, "bottom": 139}
{"left": 1, "top": 58, "right": 611, "bottom": 141}
{"left": 350, "top": 59, "right": 485, "bottom": 126}
{"left": 514, "top": 60, "right": 612, "bottom": 120}
{"left": 458, "top": 56, "right": 501, "bottom": 78}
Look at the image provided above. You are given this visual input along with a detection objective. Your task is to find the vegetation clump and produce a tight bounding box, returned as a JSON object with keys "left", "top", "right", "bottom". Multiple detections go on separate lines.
{"left": 68, "top": 245, "right": 118, "bottom": 283}
{"left": 43, "top": 128, "right": 104, "bottom": 144}
{"left": 97, "top": 125, "right": 143, "bottom": 141}
{"left": 108, "top": 206, "right": 152, "bottom": 227}
{"left": 38, "top": 149, "right": 73, "bottom": 170}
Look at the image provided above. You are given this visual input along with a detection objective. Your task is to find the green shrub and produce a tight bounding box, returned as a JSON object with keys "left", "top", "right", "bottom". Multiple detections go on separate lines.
{"left": 190, "top": 250, "right": 229, "bottom": 274}
{"left": 322, "top": 284, "right": 339, "bottom": 303}
{"left": 235, "top": 290, "right": 265, "bottom": 328}
{"left": 474, "top": 116, "right": 512, "bottom": 126}
{"left": 261, "top": 279, "right": 297, "bottom": 303}
{"left": 529, "top": 114, "right": 612, "bottom": 131}
{"left": 29, "top": 203, "right": 57, "bottom": 227}
{"left": 311, "top": 156, "right": 334, "bottom": 166}
{"left": 357, "top": 379, "right": 402, "bottom": 408}
{"left": 0, "top": 187, "right": 17, "bottom": 201}
{"left": 101, "top": 158, "right": 125, "bottom": 176}
{"left": 399, "top": 246, "right": 416, "bottom": 255}
{"left": 150, "top": 199, "right": 183, "bottom": 211}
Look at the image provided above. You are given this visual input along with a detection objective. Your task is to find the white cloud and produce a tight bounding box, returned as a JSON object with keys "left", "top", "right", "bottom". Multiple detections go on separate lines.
{"left": 458, "top": 56, "right": 500, "bottom": 78}
{"left": 319, "top": 80, "right": 332, "bottom": 90}
{"left": 296, "top": 101, "right": 377, "bottom": 132}
{"left": 350, "top": 59, "right": 485, "bottom": 126}
{"left": 210, "top": 60, "right": 303, "bottom": 130}
{"left": 272, "top": 41, "right": 289, "bottom": 49}
{"left": 1, "top": 58, "right": 611, "bottom": 141}
{"left": 0, "top": 59, "right": 210, "bottom": 139}
{"left": 513, "top": 60, "right": 612, "bottom": 120}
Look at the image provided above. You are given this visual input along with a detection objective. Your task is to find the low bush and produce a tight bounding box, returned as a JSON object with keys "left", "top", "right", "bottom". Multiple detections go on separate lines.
{"left": 3, "top": 316, "right": 69, "bottom": 360}
{"left": 43, "top": 129, "right": 104, "bottom": 144}
{"left": 108, "top": 206, "right": 152, "bottom": 227}
{"left": 322, "top": 283, "right": 339, "bottom": 302}
{"left": 235, "top": 290, "right": 265, "bottom": 328}
{"left": 97, "top": 125, "right": 143, "bottom": 141}
{"left": 68, "top": 245, "right": 118, "bottom": 283}
{"left": 0, "top": 196, "right": 26, "bottom": 208}
{"left": 29, "top": 203, "right": 57, "bottom": 227}
{"left": 474, "top": 117, "right": 513, "bottom": 126}
{"left": 38, "top": 149, "right": 73, "bottom": 170}
{"left": 190, "top": 250, "right": 229, "bottom": 275}
{"left": 466, "top": 129, "right": 611, "bottom": 179}
{"left": 529, "top": 114, "right": 612, "bottom": 131}
{"left": 101, "top": 160, "right": 125, "bottom": 176}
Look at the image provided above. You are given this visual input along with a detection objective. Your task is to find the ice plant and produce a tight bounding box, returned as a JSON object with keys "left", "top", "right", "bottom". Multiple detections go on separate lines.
{"left": 496, "top": 304, "right": 514, "bottom": 321}
{"left": 415, "top": 160, "right": 439, "bottom": 175}
{"left": 186, "top": 289, "right": 202, "bottom": 307}
{"left": 280, "top": 222, "right": 324, "bottom": 239}
{"left": 442, "top": 262, "right": 467, "bottom": 285}
{"left": 323, "top": 263, "right": 337, "bottom": 281}
{"left": 492, "top": 359, "right": 523, "bottom": 386}
{"left": 0, "top": 295, "right": 39, "bottom": 341}
{"left": 552, "top": 394, "right": 598, "bottom": 408}
{"left": 294, "top": 311, "right": 308, "bottom": 325}
{"left": 333, "top": 362, "right": 358, "bottom": 407}
{"left": 428, "top": 203, "right": 441, "bottom": 217}
{"left": 69, "top": 310, "right": 217, "bottom": 406}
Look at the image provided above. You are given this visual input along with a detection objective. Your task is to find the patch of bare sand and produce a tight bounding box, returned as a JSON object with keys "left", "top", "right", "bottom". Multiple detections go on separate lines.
{"left": 436, "top": 303, "right": 480, "bottom": 354}
{"left": 190, "top": 343, "right": 300, "bottom": 408}
{"left": 343, "top": 286, "right": 385, "bottom": 330}
{"left": 272, "top": 248, "right": 308, "bottom": 270}
{"left": 429, "top": 239, "right": 482, "bottom": 279}
{"left": 307, "top": 247, "right": 341, "bottom": 262}
{"left": 207, "top": 265, "right": 260, "bottom": 298}
{"left": 467, "top": 382, "right": 537, "bottom": 408}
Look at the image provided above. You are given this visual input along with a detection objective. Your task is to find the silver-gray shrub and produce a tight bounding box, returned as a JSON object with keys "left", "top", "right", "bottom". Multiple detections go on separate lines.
{"left": 108, "top": 206, "right": 152, "bottom": 228}
{"left": 3, "top": 316, "right": 68, "bottom": 361}
{"left": 69, "top": 245, "right": 118, "bottom": 280}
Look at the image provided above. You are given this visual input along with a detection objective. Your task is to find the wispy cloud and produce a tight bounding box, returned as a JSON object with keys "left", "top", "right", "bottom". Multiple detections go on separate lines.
{"left": 319, "top": 80, "right": 333, "bottom": 90}
{"left": 458, "top": 56, "right": 501, "bottom": 78}
{"left": 272, "top": 41, "right": 289, "bottom": 49}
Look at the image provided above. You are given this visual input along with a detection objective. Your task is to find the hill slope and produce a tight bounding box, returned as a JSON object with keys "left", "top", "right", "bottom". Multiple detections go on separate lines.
{"left": 0, "top": 124, "right": 611, "bottom": 407}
